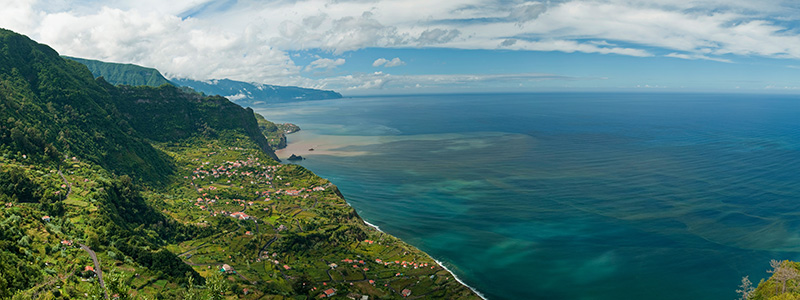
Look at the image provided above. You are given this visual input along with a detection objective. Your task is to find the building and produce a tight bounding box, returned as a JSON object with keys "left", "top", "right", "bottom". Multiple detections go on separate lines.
{"left": 42, "top": 216, "right": 51, "bottom": 222}
{"left": 221, "top": 264, "right": 234, "bottom": 273}
{"left": 401, "top": 289, "right": 412, "bottom": 297}
{"left": 323, "top": 288, "right": 336, "bottom": 298}
{"left": 230, "top": 212, "right": 250, "bottom": 220}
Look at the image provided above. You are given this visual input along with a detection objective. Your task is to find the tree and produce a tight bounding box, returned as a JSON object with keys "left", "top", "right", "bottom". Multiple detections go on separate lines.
{"left": 205, "top": 271, "right": 227, "bottom": 300}
{"left": 181, "top": 275, "right": 201, "bottom": 300}
{"left": 736, "top": 276, "right": 754, "bottom": 300}
{"left": 768, "top": 260, "right": 799, "bottom": 295}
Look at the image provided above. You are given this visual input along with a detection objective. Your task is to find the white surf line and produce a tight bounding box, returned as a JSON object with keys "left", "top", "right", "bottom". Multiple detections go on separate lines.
{"left": 433, "top": 258, "right": 488, "bottom": 300}
{"left": 364, "top": 219, "right": 487, "bottom": 299}
{"left": 363, "top": 220, "right": 382, "bottom": 232}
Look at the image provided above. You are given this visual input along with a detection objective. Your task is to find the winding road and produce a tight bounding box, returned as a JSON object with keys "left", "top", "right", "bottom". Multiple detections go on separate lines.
{"left": 57, "top": 169, "right": 72, "bottom": 198}
{"left": 79, "top": 243, "right": 108, "bottom": 299}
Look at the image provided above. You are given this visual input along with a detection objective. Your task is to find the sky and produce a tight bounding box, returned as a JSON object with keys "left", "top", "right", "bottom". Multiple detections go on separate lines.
{"left": 4, "top": 0, "right": 800, "bottom": 95}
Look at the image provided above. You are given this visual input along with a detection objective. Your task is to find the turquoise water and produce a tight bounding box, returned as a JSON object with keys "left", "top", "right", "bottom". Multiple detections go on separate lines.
{"left": 254, "top": 93, "right": 800, "bottom": 299}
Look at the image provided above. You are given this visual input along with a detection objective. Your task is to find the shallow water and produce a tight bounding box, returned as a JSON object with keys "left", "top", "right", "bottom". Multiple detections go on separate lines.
{"left": 255, "top": 93, "right": 800, "bottom": 299}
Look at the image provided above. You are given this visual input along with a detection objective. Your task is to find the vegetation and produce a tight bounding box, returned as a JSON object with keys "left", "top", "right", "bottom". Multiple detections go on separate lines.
{"left": 739, "top": 260, "right": 800, "bottom": 300}
{"left": 64, "top": 56, "right": 342, "bottom": 106}
{"left": 0, "top": 28, "right": 479, "bottom": 299}
{"left": 254, "top": 113, "right": 300, "bottom": 150}
{"left": 63, "top": 57, "right": 172, "bottom": 87}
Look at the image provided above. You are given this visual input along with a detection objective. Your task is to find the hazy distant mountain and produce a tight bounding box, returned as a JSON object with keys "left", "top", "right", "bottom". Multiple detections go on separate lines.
{"left": 66, "top": 56, "right": 343, "bottom": 105}
{"left": 171, "top": 78, "right": 342, "bottom": 106}
{"left": 64, "top": 56, "right": 172, "bottom": 87}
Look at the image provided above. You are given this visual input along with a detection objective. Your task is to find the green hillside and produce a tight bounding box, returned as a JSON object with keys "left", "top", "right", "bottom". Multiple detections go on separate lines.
{"left": 0, "top": 29, "right": 173, "bottom": 182}
{"left": 63, "top": 57, "right": 171, "bottom": 87}
{"left": 0, "top": 28, "right": 479, "bottom": 300}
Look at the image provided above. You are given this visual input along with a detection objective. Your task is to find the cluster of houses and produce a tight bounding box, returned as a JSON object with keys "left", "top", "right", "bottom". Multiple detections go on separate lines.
{"left": 191, "top": 157, "right": 280, "bottom": 185}
{"left": 187, "top": 154, "right": 334, "bottom": 219}
{"left": 229, "top": 211, "right": 251, "bottom": 220}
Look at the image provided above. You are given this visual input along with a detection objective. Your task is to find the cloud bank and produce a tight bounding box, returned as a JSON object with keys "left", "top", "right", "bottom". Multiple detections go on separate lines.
{"left": 3, "top": 0, "right": 800, "bottom": 92}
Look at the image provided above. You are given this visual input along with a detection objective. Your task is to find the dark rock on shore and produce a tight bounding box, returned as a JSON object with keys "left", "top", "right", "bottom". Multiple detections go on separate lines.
{"left": 287, "top": 154, "right": 304, "bottom": 161}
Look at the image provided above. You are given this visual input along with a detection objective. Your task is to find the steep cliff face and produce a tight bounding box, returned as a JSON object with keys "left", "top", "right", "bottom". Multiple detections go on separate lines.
{"left": 106, "top": 83, "right": 280, "bottom": 161}
{"left": 63, "top": 56, "right": 172, "bottom": 87}
{"left": 0, "top": 28, "right": 173, "bottom": 182}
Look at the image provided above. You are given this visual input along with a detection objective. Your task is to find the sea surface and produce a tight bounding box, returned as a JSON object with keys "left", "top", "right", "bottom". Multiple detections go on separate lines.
{"left": 254, "top": 93, "right": 800, "bottom": 299}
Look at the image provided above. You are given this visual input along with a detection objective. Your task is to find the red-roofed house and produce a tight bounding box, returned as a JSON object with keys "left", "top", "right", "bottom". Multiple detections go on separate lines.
{"left": 401, "top": 289, "right": 412, "bottom": 297}
{"left": 230, "top": 212, "right": 250, "bottom": 220}
{"left": 323, "top": 288, "right": 336, "bottom": 297}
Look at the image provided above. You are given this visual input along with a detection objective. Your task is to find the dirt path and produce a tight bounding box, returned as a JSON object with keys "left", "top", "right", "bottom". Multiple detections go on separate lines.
{"left": 79, "top": 243, "right": 108, "bottom": 299}
{"left": 57, "top": 169, "right": 72, "bottom": 198}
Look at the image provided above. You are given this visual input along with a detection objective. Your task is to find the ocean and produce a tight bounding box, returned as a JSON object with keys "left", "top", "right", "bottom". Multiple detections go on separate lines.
{"left": 253, "top": 93, "right": 800, "bottom": 299}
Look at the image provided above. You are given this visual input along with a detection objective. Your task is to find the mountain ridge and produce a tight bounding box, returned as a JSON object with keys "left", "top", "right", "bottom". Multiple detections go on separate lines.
{"left": 64, "top": 56, "right": 343, "bottom": 105}
{"left": 171, "top": 77, "right": 343, "bottom": 106}
{"left": 63, "top": 56, "right": 172, "bottom": 87}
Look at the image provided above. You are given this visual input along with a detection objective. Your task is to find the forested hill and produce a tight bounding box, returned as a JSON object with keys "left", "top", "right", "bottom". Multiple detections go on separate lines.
{"left": 63, "top": 56, "right": 172, "bottom": 87}
{"left": 105, "top": 83, "right": 280, "bottom": 161}
{"left": 0, "top": 29, "right": 173, "bottom": 182}
{"left": 0, "top": 28, "right": 479, "bottom": 299}
{"left": 0, "top": 29, "right": 278, "bottom": 180}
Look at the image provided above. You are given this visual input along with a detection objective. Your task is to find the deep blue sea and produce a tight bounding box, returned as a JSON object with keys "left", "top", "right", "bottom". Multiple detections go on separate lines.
{"left": 254, "top": 93, "right": 800, "bottom": 300}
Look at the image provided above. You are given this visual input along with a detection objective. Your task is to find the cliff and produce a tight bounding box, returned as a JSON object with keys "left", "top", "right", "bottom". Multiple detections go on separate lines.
{"left": 0, "top": 28, "right": 479, "bottom": 299}
{"left": 63, "top": 56, "right": 172, "bottom": 87}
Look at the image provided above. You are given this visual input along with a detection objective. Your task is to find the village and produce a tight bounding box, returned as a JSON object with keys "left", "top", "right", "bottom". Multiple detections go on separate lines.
{"left": 164, "top": 144, "right": 470, "bottom": 299}
{"left": 0, "top": 138, "right": 478, "bottom": 299}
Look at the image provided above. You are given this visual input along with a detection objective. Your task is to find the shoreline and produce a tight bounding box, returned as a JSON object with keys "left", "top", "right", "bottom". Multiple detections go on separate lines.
{"left": 276, "top": 124, "right": 487, "bottom": 299}
{"left": 363, "top": 219, "right": 487, "bottom": 299}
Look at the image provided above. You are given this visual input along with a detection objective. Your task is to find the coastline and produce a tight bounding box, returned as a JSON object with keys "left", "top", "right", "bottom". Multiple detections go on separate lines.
{"left": 276, "top": 129, "right": 486, "bottom": 298}
{"left": 364, "top": 217, "right": 487, "bottom": 299}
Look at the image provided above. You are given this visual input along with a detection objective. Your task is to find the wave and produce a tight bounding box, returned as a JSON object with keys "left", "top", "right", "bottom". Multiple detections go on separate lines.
{"left": 433, "top": 257, "right": 488, "bottom": 300}
{"left": 363, "top": 219, "right": 383, "bottom": 232}
{"left": 363, "top": 218, "right": 486, "bottom": 299}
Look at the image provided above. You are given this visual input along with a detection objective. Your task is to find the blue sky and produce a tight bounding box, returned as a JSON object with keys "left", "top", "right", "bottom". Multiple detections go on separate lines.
{"left": 4, "top": 0, "right": 800, "bottom": 95}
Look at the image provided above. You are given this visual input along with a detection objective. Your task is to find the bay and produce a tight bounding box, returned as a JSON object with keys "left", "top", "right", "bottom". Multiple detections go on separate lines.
{"left": 254, "top": 93, "right": 800, "bottom": 299}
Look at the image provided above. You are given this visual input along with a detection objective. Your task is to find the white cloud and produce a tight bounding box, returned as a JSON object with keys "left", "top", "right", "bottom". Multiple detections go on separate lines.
{"left": 315, "top": 71, "right": 583, "bottom": 92}
{"left": 4, "top": 0, "right": 800, "bottom": 89}
{"left": 665, "top": 53, "right": 732, "bottom": 63}
{"left": 305, "top": 58, "right": 346, "bottom": 71}
{"left": 372, "top": 57, "right": 406, "bottom": 67}
{"left": 225, "top": 92, "right": 248, "bottom": 101}
{"left": 416, "top": 28, "right": 461, "bottom": 45}
{"left": 30, "top": 7, "right": 299, "bottom": 84}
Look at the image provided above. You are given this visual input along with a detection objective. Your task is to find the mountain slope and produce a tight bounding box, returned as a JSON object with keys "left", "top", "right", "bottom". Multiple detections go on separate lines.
{"left": 63, "top": 56, "right": 171, "bottom": 87}
{"left": 171, "top": 78, "right": 343, "bottom": 106}
{"left": 0, "top": 29, "right": 173, "bottom": 182}
{"left": 0, "top": 29, "right": 480, "bottom": 300}
{"left": 105, "top": 83, "right": 280, "bottom": 161}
